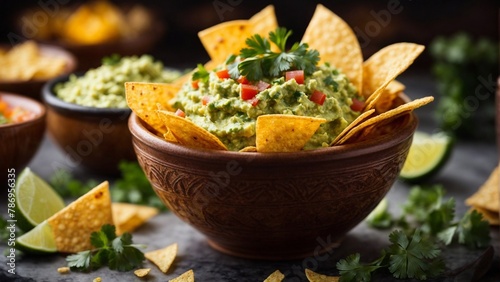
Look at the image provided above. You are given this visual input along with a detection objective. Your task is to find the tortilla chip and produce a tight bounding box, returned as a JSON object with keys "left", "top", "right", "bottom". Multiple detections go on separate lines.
{"left": 169, "top": 269, "right": 195, "bottom": 282}
{"left": 305, "top": 269, "right": 340, "bottom": 282}
{"left": 362, "top": 43, "right": 424, "bottom": 105}
{"left": 47, "top": 181, "right": 113, "bottom": 253}
{"left": 198, "top": 20, "right": 251, "bottom": 64}
{"left": 302, "top": 4, "right": 363, "bottom": 94}
{"left": 250, "top": 5, "right": 278, "bottom": 37}
{"left": 134, "top": 268, "right": 151, "bottom": 278}
{"left": 256, "top": 115, "right": 326, "bottom": 152}
{"left": 336, "top": 97, "right": 434, "bottom": 145}
{"left": 331, "top": 109, "right": 375, "bottom": 146}
{"left": 157, "top": 110, "right": 228, "bottom": 150}
{"left": 375, "top": 80, "right": 406, "bottom": 113}
{"left": 263, "top": 270, "right": 285, "bottom": 282}
{"left": 470, "top": 207, "right": 499, "bottom": 226}
{"left": 239, "top": 146, "right": 257, "bottom": 152}
{"left": 125, "top": 82, "right": 180, "bottom": 135}
{"left": 112, "top": 203, "right": 159, "bottom": 235}
{"left": 466, "top": 166, "right": 499, "bottom": 212}
{"left": 145, "top": 243, "right": 178, "bottom": 273}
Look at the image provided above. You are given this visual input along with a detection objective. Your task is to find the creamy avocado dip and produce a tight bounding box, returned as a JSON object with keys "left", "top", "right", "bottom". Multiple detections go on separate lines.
{"left": 55, "top": 55, "right": 181, "bottom": 108}
{"left": 172, "top": 64, "right": 361, "bottom": 151}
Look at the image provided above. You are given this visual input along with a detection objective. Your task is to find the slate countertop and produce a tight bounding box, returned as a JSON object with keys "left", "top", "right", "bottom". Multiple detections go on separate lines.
{"left": 1, "top": 73, "right": 499, "bottom": 281}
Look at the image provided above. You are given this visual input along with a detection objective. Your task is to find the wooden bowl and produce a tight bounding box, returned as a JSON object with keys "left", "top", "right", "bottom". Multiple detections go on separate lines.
{"left": 42, "top": 74, "right": 135, "bottom": 175}
{"left": 0, "top": 44, "right": 77, "bottom": 101}
{"left": 0, "top": 92, "right": 46, "bottom": 188}
{"left": 128, "top": 105, "right": 418, "bottom": 259}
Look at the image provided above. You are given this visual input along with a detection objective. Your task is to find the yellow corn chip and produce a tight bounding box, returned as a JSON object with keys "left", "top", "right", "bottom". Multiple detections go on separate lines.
{"left": 264, "top": 270, "right": 285, "bottom": 282}
{"left": 239, "top": 146, "right": 257, "bottom": 152}
{"left": 145, "top": 243, "right": 178, "bottom": 273}
{"left": 302, "top": 4, "right": 363, "bottom": 94}
{"left": 375, "top": 80, "right": 406, "bottom": 113}
{"left": 157, "top": 110, "right": 228, "bottom": 150}
{"left": 336, "top": 97, "right": 433, "bottom": 145}
{"left": 250, "top": 5, "right": 278, "bottom": 37}
{"left": 256, "top": 115, "right": 326, "bottom": 152}
{"left": 198, "top": 20, "right": 251, "bottom": 64}
{"left": 466, "top": 166, "right": 499, "bottom": 213}
{"left": 134, "top": 268, "right": 151, "bottom": 278}
{"left": 125, "top": 82, "right": 181, "bottom": 135}
{"left": 164, "top": 130, "right": 178, "bottom": 143}
{"left": 112, "top": 203, "right": 159, "bottom": 235}
{"left": 305, "top": 269, "right": 339, "bottom": 282}
{"left": 169, "top": 269, "right": 195, "bottom": 282}
{"left": 47, "top": 181, "right": 113, "bottom": 253}
{"left": 362, "top": 43, "right": 424, "bottom": 103}
{"left": 331, "top": 109, "right": 375, "bottom": 146}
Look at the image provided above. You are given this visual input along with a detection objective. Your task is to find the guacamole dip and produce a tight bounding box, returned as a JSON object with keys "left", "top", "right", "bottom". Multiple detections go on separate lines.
{"left": 172, "top": 64, "right": 361, "bottom": 151}
{"left": 55, "top": 55, "right": 181, "bottom": 108}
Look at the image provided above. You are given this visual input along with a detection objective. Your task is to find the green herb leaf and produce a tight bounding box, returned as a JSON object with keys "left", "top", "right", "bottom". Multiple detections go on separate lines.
{"left": 102, "top": 54, "right": 121, "bottom": 66}
{"left": 457, "top": 210, "right": 491, "bottom": 248}
{"left": 337, "top": 253, "right": 381, "bottom": 282}
{"left": 192, "top": 64, "right": 210, "bottom": 83}
{"left": 67, "top": 250, "right": 92, "bottom": 271}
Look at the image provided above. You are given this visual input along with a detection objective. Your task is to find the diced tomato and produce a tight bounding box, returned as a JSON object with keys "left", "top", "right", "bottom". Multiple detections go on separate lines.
{"left": 247, "top": 97, "right": 260, "bottom": 107}
{"left": 350, "top": 98, "right": 365, "bottom": 111}
{"left": 202, "top": 95, "right": 211, "bottom": 106}
{"left": 237, "top": 76, "right": 249, "bottom": 84}
{"left": 175, "top": 109, "right": 185, "bottom": 118}
{"left": 191, "top": 80, "right": 199, "bottom": 89}
{"left": 216, "top": 69, "right": 230, "bottom": 79}
{"left": 256, "top": 81, "right": 270, "bottom": 91}
{"left": 240, "top": 84, "right": 260, "bottom": 100}
{"left": 285, "top": 70, "right": 304, "bottom": 84}
{"left": 310, "top": 90, "right": 326, "bottom": 105}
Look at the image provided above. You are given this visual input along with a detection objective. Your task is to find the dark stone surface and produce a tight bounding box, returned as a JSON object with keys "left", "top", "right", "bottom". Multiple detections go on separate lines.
{"left": 1, "top": 73, "right": 499, "bottom": 281}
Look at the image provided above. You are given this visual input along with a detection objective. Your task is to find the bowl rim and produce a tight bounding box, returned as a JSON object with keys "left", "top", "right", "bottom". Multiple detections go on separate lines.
{"left": 0, "top": 91, "right": 46, "bottom": 128}
{"left": 0, "top": 43, "right": 78, "bottom": 85}
{"left": 128, "top": 109, "right": 418, "bottom": 164}
{"left": 42, "top": 73, "right": 131, "bottom": 118}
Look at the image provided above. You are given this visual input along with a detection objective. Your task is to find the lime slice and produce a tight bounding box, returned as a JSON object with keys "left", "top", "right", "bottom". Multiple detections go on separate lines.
{"left": 400, "top": 131, "right": 453, "bottom": 183}
{"left": 15, "top": 168, "right": 65, "bottom": 231}
{"left": 16, "top": 220, "right": 57, "bottom": 253}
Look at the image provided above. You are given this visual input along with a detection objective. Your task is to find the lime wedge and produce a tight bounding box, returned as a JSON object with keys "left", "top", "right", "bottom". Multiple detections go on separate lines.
{"left": 400, "top": 131, "right": 453, "bottom": 183}
{"left": 15, "top": 168, "right": 65, "bottom": 231}
{"left": 16, "top": 220, "right": 57, "bottom": 253}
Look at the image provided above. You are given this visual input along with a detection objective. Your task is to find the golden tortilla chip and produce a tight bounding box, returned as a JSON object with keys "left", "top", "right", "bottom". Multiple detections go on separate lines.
{"left": 198, "top": 20, "right": 251, "bottom": 64}
{"left": 112, "top": 203, "right": 159, "bottom": 235}
{"left": 375, "top": 80, "right": 406, "bottom": 113}
{"left": 256, "top": 115, "right": 326, "bottom": 152}
{"left": 47, "top": 181, "right": 113, "bottom": 253}
{"left": 305, "top": 269, "right": 339, "bottom": 282}
{"left": 466, "top": 166, "right": 499, "bottom": 212}
{"left": 169, "top": 269, "right": 195, "bottom": 282}
{"left": 157, "top": 110, "right": 228, "bottom": 150}
{"left": 336, "top": 97, "right": 434, "bottom": 145}
{"left": 362, "top": 43, "right": 424, "bottom": 103}
{"left": 134, "top": 268, "right": 151, "bottom": 278}
{"left": 263, "top": 270, "right": 285, "bottom": 282}
{"left": 250, "top": 5, "right": 278, "bottom": 37}
{"left": 164, "top": 130, "right": 178, "bottom": 143}
{"left": 302, "top": 4, "right": 363, "bottom": 94}
{"left": 331, "top": 109, "right": 375, "bottom": 146}
{"left": 145, "top": 243, "right": 178, "bottom": 273}
{"left": 239, "top": 146, "right": 257, "bottom": 152}
{"left": 125, "top": 82, "right": 180, "bottom": 134}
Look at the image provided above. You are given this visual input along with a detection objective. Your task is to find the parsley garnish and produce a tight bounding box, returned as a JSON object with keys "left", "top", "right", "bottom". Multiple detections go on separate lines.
{"left": 192, "top": 63, "right": 210, "bottom": 83}
{"left": 228, "top": 27, "right": 320, "bottom": 81}
{"left": 102, "top": 54, "right": 122, "bottom": 66}
{"left": 339, "top": 184, "right": 491, "bottom": 281}
{"left": 66, "top": 225, "right": 145, "bottom": 272}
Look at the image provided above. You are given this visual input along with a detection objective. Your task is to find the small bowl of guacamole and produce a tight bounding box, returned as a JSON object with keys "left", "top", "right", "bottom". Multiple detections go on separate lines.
{"left": 42, "top": 54, "right": 182, "bottom": 174}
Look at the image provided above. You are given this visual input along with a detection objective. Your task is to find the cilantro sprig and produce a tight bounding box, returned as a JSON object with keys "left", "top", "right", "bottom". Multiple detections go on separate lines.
{"left": 338, "top": 185, "right": 491, "bottom": 281}
{"left": 66, "top": 225, "right": 145, "bottom": 272}
{"left": 227, "top": 27, "right": 320, "bottom": 81}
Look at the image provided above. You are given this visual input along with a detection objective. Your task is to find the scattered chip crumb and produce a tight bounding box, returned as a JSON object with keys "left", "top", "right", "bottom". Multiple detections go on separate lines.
{"left": 93, "top": 277, "right": 102, "bottom": 282}
{"left": 145, "top": 243, "right": 178, "bottom": 273}
{"left": 134, "top": 268, "right": 151, "bottom": 278}
{"left": 57, "top": 267, "right": 70, "bottom": 274}
{"left": 305, "top": 268, "right": 339, "bottom": 281}
{"left": 264, "top": 270, "right": 285, "bottom": 282}
{"left": 168, "top": 269, "right": 195, "bottom": 282}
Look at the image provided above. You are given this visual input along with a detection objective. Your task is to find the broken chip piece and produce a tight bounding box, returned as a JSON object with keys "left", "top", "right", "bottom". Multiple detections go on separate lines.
{"left": 134, "top": 268, "right": 151, "bottom": 278}
{"left": 145, "top": 243, "right": 178, "bottom": 273}
{"left": 169, "top": 269, "right": 195, "bottom": 282}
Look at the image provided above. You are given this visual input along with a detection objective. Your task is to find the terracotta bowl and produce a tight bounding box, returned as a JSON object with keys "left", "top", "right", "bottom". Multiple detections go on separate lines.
{"left": 0, "top": 44, "right": 77, "bottom": 101}
{"left": 42, "top": 74, "right": 135, "bottom": 175}
{"left": 0, "top": 92, "right": 46, "bottom": 188}
{"left": 128, "top": 105, "right": 418, "bottom": 260}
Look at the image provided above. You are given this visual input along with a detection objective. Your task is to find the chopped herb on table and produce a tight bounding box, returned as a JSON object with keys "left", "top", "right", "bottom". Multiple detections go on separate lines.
{"left": 337, "top": 185, "right": 491, "bottom": 281}
{"left": 66, "top": 224, "right": 145, "bottom": 272}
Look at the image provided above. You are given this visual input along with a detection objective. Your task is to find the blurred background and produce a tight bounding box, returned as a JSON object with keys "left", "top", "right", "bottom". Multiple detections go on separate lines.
{"left": 0, "top": 0, "right": 497, "bottom": 69}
